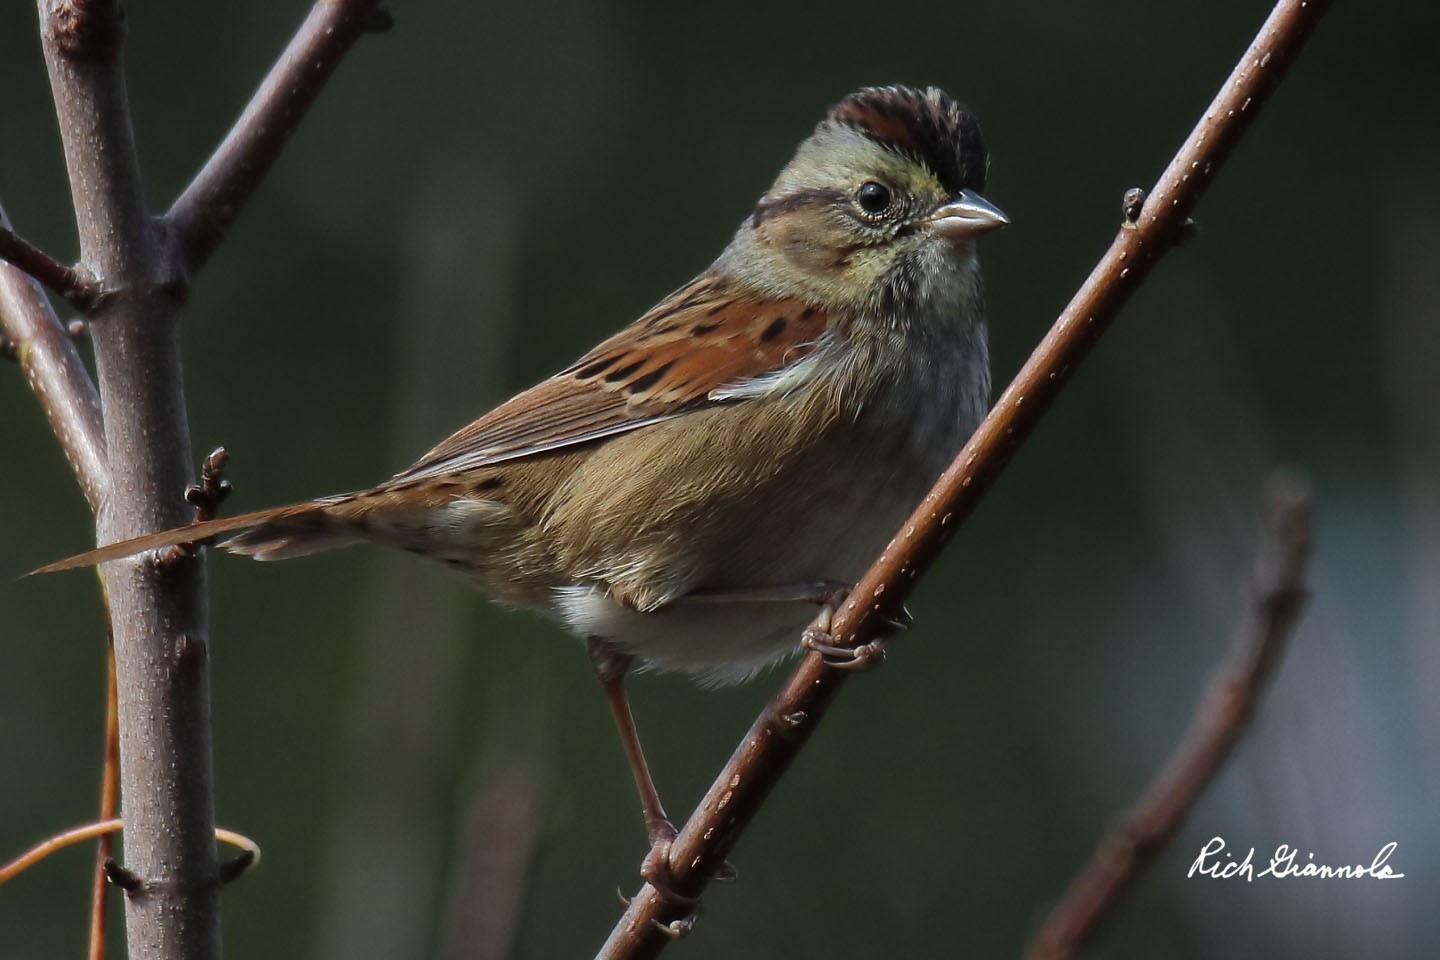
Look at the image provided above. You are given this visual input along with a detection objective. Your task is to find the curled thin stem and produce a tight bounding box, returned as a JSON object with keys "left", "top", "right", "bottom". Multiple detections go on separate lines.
{"left": 0, "top": 819, "right": 262, "bottom": 887}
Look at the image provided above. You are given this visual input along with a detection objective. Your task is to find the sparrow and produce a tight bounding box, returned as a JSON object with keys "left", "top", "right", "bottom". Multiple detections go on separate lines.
{"left": 40, "top": 85, "right": 1008, "bottom": 885}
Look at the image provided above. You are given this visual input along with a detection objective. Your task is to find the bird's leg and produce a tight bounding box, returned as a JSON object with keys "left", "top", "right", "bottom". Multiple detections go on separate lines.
{"left": 681, "top": 581, "right": 911, "bottom": 668}
{"left": 586, "top": 636, "right": 697, "bottom": 906}
{"left": 587, "top": 637, "right": 674, "bottom": 844}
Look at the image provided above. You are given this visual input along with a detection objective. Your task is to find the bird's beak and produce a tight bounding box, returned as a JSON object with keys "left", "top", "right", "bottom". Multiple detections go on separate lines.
{"left": 927, "top": 189, "right": 1010, "bottom": 241}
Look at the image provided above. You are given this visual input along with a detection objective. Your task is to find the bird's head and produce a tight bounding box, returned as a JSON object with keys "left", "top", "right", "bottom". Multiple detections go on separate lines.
{"left": 725, "top": 85, "right": 1008, "bottom": 320}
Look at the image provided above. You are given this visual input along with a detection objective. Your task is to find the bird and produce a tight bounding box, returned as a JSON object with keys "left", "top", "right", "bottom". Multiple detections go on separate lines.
{"left": 38, "top": 84, "right": 1008, "bottom": 889}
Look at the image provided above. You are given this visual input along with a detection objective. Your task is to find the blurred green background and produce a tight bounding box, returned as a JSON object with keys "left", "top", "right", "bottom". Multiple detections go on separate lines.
{"left": 2, "top": 1, "right": 1436, "bottom": 957}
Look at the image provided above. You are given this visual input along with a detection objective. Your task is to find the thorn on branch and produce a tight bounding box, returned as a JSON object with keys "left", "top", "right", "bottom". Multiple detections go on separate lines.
{"left": 102, "top": 857, "right": 143, "bottom": 893}
{"left": 1122, "top": 187, "right": 1147, "bottom": 227}
{"left": 218, "top": 849, "right": 255, "bottom": 886}
{"left": 67, "top": 318, "right": 88, "bottom": 340}
{"left": 174, "top": 633, "right": 207, "bottom": 676}
{"left": 184, "top": 447, "right": 232, "bottom": 523}
{"left": 1121, "top": 186, "right": 1199, "bottom": 242}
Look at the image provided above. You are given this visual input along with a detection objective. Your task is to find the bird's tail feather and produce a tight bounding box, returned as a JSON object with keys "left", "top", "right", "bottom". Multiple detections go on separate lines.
{"left": 31, "top": 498, "right": 360, "bottom": 575}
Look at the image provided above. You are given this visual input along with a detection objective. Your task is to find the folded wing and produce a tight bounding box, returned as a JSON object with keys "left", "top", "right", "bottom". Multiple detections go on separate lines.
{"left": 395, "top": 275, "right": 830, "bottom": 482}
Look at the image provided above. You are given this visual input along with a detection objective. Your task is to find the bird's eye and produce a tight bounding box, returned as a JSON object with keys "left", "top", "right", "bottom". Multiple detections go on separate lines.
{"left": 856, "top": 181, "right": 892, "bottom": 215}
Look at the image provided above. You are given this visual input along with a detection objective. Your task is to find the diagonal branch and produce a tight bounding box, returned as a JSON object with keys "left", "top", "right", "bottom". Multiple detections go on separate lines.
{"left": 1025, "top": 474, "right": 1311, "bottom": 960}
{"left": 597, "top": 0, "right": 1333, "bottom": 954}
{"left": 165, "top": 0, "right": 388, "bottom": 276}
{"left": 0, "top": 204, "right": 109, "bottom": 515}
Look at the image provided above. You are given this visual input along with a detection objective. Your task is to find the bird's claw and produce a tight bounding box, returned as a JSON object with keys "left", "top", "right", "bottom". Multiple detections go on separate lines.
{"left": 882, "top": 604, "right": 915, "bottom": 632}
{"left": 799, "top": 590, "right": 901, "bottom": 669}
{"left": 802, "top": 626, "right": 888, "bottom": 669}
{"left": 651, "top": 910, "right": 698, "bottom": 938}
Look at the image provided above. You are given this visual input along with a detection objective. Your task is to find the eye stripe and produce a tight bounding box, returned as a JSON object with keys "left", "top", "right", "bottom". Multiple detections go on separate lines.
{"left": 749, "top": 188, "right": 847, "bottom": 227}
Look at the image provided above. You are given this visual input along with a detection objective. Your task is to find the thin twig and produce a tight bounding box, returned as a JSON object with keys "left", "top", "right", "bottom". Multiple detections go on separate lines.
{"left": 1025, "top": 475, "right": 1311, "bottom": 960}
{"left": 597, "top": 0, "right": 1333, "bottom": 955}
{"left": 165, "top": 0, "right": 387, "bottom": 275}
{"left": 0, "top": 205, "right": 109, "bottom": 515}
{"left": 0, "top": 222, "right": 96, "bottom": 309}
{"left": 0, "top": 821, "right": 128, "bottom": 885}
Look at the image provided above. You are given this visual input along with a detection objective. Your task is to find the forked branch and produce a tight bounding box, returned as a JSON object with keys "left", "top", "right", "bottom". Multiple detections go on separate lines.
{"left": 5, "top": 1, "right": 388, "bottom": 958}
{"left": 598, "top": 0, "right": 1334, "bottom": 955}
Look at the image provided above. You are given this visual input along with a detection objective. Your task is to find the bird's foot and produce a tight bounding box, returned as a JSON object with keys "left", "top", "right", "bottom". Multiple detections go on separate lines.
{"left": 799, "top": 592, "right": 912, "bottom": 669}
{"left": 638, "top": 819, "right": 701, "bottom": 909}
{"left": 802, "top": 625, "right": 888, "bottom": 669}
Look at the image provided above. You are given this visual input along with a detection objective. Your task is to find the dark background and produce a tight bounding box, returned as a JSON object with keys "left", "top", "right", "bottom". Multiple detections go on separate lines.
{"left": 2, "top": 1, "right": 1435, "bottom": 957}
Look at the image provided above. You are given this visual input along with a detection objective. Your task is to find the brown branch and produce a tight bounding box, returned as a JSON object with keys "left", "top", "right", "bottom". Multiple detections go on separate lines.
{"left": 1025, "top": 475, "right": 1312, "bottom": 960}
{"left": 39, "top": 0, "right": 217, "bottom": 956}
{"left": 0, "top": 203, "right": 109, "bottom": 515}
{"left": 596, "top": 0, "right": 1334, "bottom": 955}
{"left": 0, "top": 221, "right": 97, "bottom": 309}
{"left": 88, "top": 628, "right": 120, "bottom": 960}
{"left": 165, "top": 0, "right": 388, "bottom": 276}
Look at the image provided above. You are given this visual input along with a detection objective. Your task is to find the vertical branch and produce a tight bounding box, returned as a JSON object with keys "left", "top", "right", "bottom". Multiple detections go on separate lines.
{"left": 38, "top": 2, "right": 218, "bottom": 957}
{"left": 7, "top": 2, "right": 383, "bottom": 955}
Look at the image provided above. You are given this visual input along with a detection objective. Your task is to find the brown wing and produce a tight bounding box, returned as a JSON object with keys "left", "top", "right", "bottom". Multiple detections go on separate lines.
{"left": 394, "top": 275, "right": 831, "bottom": 482}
